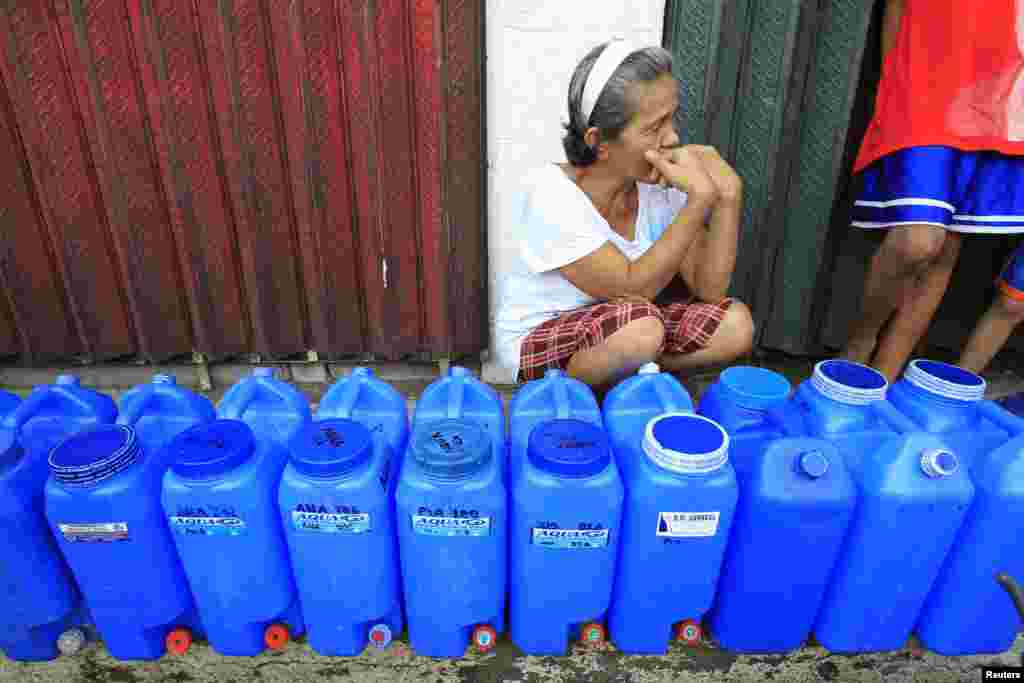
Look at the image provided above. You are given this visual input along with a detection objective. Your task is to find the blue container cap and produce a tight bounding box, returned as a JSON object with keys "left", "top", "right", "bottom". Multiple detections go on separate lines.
{"left": 811, "top": 359, "right": 888, "bottom": 405}
{"left": 49, "top": 425, "right": 140, "bottom": 486}
{"left": 55, "top": 374, "right": 80, "bottom": 386}
{"left": 288, "top": 418, "right": 373, "bottom": 478}
{"left": 904, "top": 359, "right": 985, "bottom": 402}
{"left": 528, "top": 419, "right": 611, "bottom": 478}
{"left": 253, "top": 367, "right": 276, "bottom": 378}
{"left": 411, "top": 419, "right": 490, "bottom": 479}
{"left": 920, "top": 447, "right": 960, "bottom": 478}
{"left": 718, "top": 366, "right": 792, "bottom": 410}
{"left": 152, "top": 374, "right": 176, "bottom": 385}
{"left": 797, "top": 449, "right": 830, "bottom": 479}
{"left": 350, "top": 367, "right": 375, "bottom": 378}
{"left": 167, "top": 420, "right": 255, "bottom": 479}
{"left": 643, "top": 413, "right": 730, "bottom": 474}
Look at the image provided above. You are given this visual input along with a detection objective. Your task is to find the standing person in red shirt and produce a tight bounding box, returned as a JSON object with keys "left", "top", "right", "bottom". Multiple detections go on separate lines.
{"left": 844, "top": 0, "right": 1024, "bottom": 380}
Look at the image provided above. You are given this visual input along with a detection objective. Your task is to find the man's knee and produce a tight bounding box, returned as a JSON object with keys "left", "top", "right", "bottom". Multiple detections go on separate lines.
{"left": 710, "top": 300, "right": 755, "bottom": 358}
{"left": 884, "top": 226, "right": 949, "bottom": 266}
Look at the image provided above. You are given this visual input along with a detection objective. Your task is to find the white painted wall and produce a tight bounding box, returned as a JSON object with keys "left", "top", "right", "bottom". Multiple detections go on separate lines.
{"left": 483, "top": 1, "right": 667, "bottom": 383}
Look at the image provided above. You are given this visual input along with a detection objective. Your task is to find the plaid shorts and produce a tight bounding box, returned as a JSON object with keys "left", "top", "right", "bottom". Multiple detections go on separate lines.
{"left": 517, "top": 298, "right": 734, "bottom": 383}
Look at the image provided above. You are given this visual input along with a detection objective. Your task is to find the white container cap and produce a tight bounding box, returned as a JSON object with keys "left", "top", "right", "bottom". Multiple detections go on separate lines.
{"left": 643, "top": 412, "right": 730, "bottom": 474}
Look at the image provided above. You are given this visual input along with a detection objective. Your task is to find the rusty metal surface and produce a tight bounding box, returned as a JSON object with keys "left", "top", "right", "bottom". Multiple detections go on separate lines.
{"left": 0, "top": 0, "right": 485, "bottom": 362}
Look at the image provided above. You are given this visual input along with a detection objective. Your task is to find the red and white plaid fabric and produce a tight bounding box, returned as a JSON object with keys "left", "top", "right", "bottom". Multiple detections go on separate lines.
{"left": 517, "top": 298, "right": 733, "bottom": 383}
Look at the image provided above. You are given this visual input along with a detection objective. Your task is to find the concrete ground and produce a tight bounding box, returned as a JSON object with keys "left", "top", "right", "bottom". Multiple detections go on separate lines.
{"left": 1, "top": 634, "right": 1021, "bottom": 683}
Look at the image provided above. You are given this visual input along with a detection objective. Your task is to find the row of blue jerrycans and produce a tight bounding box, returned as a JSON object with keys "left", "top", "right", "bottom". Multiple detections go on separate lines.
{"left": 697, "top": 358, "right": 1024, "bottom": 655}
{"left": 6, "top": 360, "right": 1024, "bottom": 661}
{"left": 0, "top": 367, "right": 406, "bottom": 661}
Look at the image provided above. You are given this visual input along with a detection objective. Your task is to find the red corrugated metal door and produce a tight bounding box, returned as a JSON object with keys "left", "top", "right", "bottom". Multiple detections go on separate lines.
{"left": 0, "top": 0, "right": 485, "bottom": 362}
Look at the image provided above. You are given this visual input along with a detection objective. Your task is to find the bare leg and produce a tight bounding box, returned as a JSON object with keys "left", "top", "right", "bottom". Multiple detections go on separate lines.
{"left": 658, "top": 301, "right": 755, "bottom": 374}
{"left": 843, "top": 225, "right": 948, "bottom": 364}
{"left": 873, "top": 232, "right": 962, "bottom": 381}
{"left": 959, "top": 292, "right": 1024, "bottom": 374}
{"left": 566, "top": 316, "right": 665, "bottom": 389}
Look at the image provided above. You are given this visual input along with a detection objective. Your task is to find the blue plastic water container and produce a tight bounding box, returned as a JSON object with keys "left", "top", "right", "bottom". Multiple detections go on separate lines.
{"left": 396, "top": 419, "right": 506, "bottom": 657}
{"left": 710, "top": 438, "right": 856, "bottom": 652}
{"left": 813, "top": 433, "right": 974, "bottom": 652}
{"left": 915, "top": 433, "right": 1024, "bottom": 655}
{"left": 777, "top": 361, "right": 910, "bottom": 477}
{"left": 412, "top": 366, "right": 505, "bottom": 469}
{"left": 886, "top": 359, "right": 1024, "bottom": 472}
{"left": 117, "top": 374, "right": 215, "bottom": 464}
{"left": 161, "top": 420, "right": 305, "bottom": 656}
{"left": 697, "top": 366, "right": 791, "bottom": 477}
{"left": 217, "top": 368, "right": 312, "bottom": 453}
{"left": 45, "top": 425, "right": 199, "bottom": 661}
{"left": 603, "top": 363, "right": 694, "bottom": 481}
{"left": 508, "top": 418, "right": 623, "bottom": 654}
{"left": 4, "top": 374, "right": 118, "bottom": 464}
{"left": 0, "top": 388, "right": 18, "bottom": 418}
{"left": 279, "top": 419, "right": 403, "bottom": 656}
{"left": 317, "top": 367, "right": 409, "bottom": 458}
{"left": 0, "top": 427, "right": 85, "bottom": 662}
{"left": 607, "top": 413, "right": 738, "bottom": 654}
{"left": 0, "top": 375, "right": 116, "bottom": 661}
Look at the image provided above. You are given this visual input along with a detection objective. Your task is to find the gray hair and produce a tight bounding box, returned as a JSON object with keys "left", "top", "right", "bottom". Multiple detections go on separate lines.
{"left": 563, "top": 43, "right": 675, "bottom": 166}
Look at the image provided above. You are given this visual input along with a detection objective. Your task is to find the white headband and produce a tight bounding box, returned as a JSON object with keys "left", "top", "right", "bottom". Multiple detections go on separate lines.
{"left": 580, "top": 40, "right": 644, "bottom": 125}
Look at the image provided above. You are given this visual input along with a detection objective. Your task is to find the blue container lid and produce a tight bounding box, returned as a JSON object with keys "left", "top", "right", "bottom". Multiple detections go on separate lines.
{"left": 253, "top": 367, "right": 276, "bottom": 378}
{"left": 288, "top": 418, "right": 373, "bottom": 478}
{"left": 718, "top": 366, "right": 792, "bottom": 410}
{"left": 797, "top": 449, "right": 830, "bottom": 479}
{"left": 167, "top": 420, "right": 255, "bottom": 479}
{"left": 152, "top": 374, "right": 176, "bottom": 385}
{"left": 55, "top": 374, "right": 80, "bottom": 386}
{"left": 411, "top": 419, "right": 490, "bottom": 479}
{"left": 49, "top": 425, "right": 140, "bottom": 486}
{"left": 528, "top": 419, "right": 611, "bottom": 478}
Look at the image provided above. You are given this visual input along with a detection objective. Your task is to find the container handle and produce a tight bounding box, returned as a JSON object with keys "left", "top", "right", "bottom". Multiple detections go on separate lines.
{"left": 331, "top": 375, "right": 364, "bottom": 419}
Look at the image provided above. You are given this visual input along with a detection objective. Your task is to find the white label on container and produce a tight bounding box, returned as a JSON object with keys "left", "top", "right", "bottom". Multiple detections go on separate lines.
{"left": 291, "top": 511, "right": 371, "bottom": 534}
{"left": 58, "top": 522, "right": 129, "bottom": 543}
{"left": 531, "top": 528, "right": 609, "bottom": 549}
{"left": 168, "top": 516, "right": 247, "bottom": 537}
{"left": 411, "top": 515, "right": 491, "bottom": 537}
{"left": 656, "top": 512, "right": 720, "bottom": 538}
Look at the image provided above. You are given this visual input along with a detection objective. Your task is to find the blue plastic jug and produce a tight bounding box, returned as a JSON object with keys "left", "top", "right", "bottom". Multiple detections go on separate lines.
{"left": 0, "top": 388, "right": 18, "bottom": 418}
{"left": 217, "top": 368, "right": 312, "bottom": 452}
{"left": 117, "top": 374, "right": 215, "bottom": 463}
{"left": 915, "top": 433, "right": 1024, "bottom": 655}
{"left": 709, "top": 438, "right": 856, "bottom": 653}
{"left": 396, "top": 419, "right": 506, "bottom": 657}
{"left": 413, "top": 366, "right": 505, "bottom": 468}
{"left": 886, "top": 359, "right": 1024, "bottom": 472}
{"left": 279, "top": 419, "right": 403, "bottom": 656}
{"left": 317, "top": 367, "right": 409, "bottom": 457}
{"left": 161, "top": 420, "right": 305, "bottom": 656}
{"left": 813, "top": 433, "right": 974, "bottom": 653}
{"left": 697, "top": 366, "right": 791, "bottom": 476}
{"left": 603, "top": 363, "right": 694, "bottom": 481}
{"left": 0, "top": 428, "right": 86, "bottom": 661}
{"left": 508, "top": 418, "right": 623, "bottom": 654}
{"left": 0, "top": 375, "right": 115, "bottom": 661}
{"left": 607, "top": 413, "right": 738, "bottom": 653}
{"left": 773, "top": 361, "right": 908, "bottom": 477}
{"left": 4, "top": 374, "right": 117, "bottom": 463}
{"left": 45, "top": 425, "right": 199, "bottom": 661}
